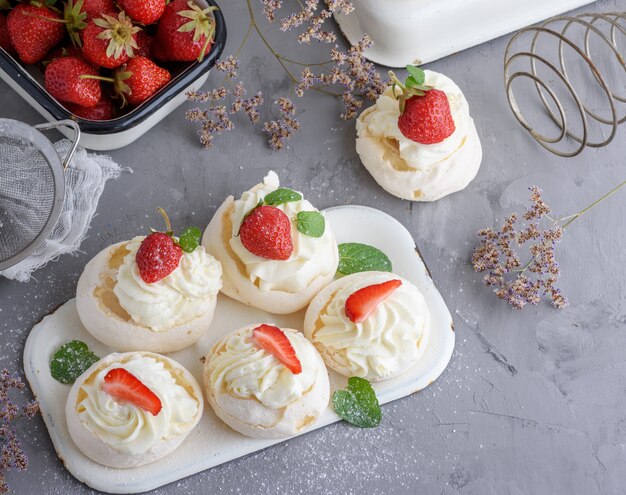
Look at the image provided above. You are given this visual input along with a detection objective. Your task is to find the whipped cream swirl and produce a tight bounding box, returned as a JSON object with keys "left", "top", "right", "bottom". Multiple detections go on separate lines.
{"left": 313, "top": 272, "right": 430, "bottom": 380}
{"left": 208, "top": 326, "right": 319, "bottom": 409}
{"left": 229, "top": 171, "right": 337, "bottom": 293}
{"left": 114, "top": 236, "right": 222, "bottom": 331}
{"left": 76, "top": 354, "right": 199, "bottom": 455}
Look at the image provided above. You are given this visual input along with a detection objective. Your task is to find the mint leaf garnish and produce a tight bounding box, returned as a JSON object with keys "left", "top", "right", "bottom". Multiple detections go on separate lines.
{"left": 332, "top": 377, "right": 382, "bottom": 428}
{"left": 178, "top": 226, "right": 202, "bottom": 253}
{"left": 50, "top": 340, "right": 100, "bottom": 385}
{"left": 337, "top": 243, "right": 392, "bottom": 275}
{"left": 406, "top": 65, "right": 425, "bottom": 86}
{"left": 263, "top": 188, "right": 302, "bottom": 206}
{"left": 296, "top": 211, "right": 325, "bottom": 237}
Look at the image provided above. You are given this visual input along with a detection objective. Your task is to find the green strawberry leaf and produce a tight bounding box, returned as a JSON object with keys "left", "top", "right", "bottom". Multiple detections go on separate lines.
{"left": 332, "top": 377, "right": 382, "bottom": 428}
{"left": 337, "top": 243, "right": 392, "bottom": 275}
{"left": 263, "top": 188, "right": 303, "bottom": 206}
{"left": 50, "top": 340, "right": 100, "bottom": 385}
{"left": 406, "top": 65, "right": 425, "bottom": 86}
{"left": 178, "top": 226, "right": 202, "bottom": 253}
{"left": 296, "top": 211, "right": 325, "bottom": 237}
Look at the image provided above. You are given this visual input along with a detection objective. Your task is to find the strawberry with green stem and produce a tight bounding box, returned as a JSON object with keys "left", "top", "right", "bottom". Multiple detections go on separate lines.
{"left": 45, "top": 56, "right": 101, "bottom": 107}
{"left": 388, "top": 65, "right": 456, "bottom": 145}
{"left": 62, "top": 0, "right": 117, "bottom": 47}
{"left": 153, "top": 0, "right": 218, "bottom": 62}
{"left": 81, "top": 56, "right": 171, "bottom": 106}
{"left": 82, "top": 12, "right": 140, "bottom": 68}
{"left": 7, "top": 3, "right": 65, "bottom": 64}
{"left": 135, "top": 208, "right": 202, "bottom": 284}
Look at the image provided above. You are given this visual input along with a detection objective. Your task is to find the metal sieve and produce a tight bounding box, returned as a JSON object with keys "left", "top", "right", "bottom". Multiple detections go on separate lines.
{"left": 0, "top": 118, "right": 80, "bottom": 271}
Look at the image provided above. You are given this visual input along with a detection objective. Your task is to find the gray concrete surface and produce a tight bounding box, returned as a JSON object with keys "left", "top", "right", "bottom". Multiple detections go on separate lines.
{"left": 1, "top": 0, "right": 625, "bottom": 493}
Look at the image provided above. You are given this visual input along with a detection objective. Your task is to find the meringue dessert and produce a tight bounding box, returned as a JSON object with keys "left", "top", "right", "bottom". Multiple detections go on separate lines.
{"left": 304, "top": 271, "right": 430, "bottom": 381}
{"left": 356, "top": 67, "right": 482, "bottom": 202}
{"left": 204, "top": 323, "right": 330, "bottom": 439}
{"left": 202, "top": 171, "right": 338, "bottom": 314}
{"left": 76, "top": 213, "right": 222, "bottom": 353}
{"left": 66, "top": 352, "right": 203, "bottom": 468}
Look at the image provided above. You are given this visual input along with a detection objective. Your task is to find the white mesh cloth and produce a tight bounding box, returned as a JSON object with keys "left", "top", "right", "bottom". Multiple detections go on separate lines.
{"left": 1, "top": 139, "right": 123, "bottom": 282}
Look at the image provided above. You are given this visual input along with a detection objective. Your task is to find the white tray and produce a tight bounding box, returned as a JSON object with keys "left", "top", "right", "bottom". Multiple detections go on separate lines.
{"left": 23, "top": 205, "right": 454, "bottom": 494}
{"left": 335, "top": 0, "right": 596, "bottom": 67}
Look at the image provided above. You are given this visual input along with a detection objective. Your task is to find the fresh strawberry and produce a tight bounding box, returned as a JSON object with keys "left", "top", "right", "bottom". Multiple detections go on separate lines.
{"left": 102, "top": 368, "right": 162, "bottom": 416}
{"left": 44, "top": 56, "right": 101, "bottom": 107}
{"left": 134, "top": 30, "right": 153, "bottom": 58}
{"left": 119, "top": 0, "right": 166, "bottom": 25}
{"left": 239, "top": 205, "right": 293, "bottom": 261}
{"left": 81, "top": 0, "right": 117, "bottom": 21}
{"left": 252, "top": 324, "right": 302, "bottom": 375}
{"left": 136, "top": 232, "right": 182, "bottom": 283}
{"left": 389, "top": 64, "right": 455, "bottom": 145}
{"left": 152, "top": 0, "right": 217, "bottom": 62}
{"left": 66, "top": 95, "right": 114, "bottom": 120}
{"left": 398, "top": 89, "right": 455, "bottom": 144}
{"left": 114, "top": 56, "right": 170, "bottom": 106}
{"left": 0, "top": 13, "right": 14, "bottom": 55}
{"left": 7, "top": 4, "right": 65, "bottom": 64}
{"left": 46, "top": 44, "right": 84, "bottom": 62}
{"left": 345, "top": 279, "right": 402, "bottom": 324}
{"left": 81, "top": 12, "right": 140, "bottom": 68}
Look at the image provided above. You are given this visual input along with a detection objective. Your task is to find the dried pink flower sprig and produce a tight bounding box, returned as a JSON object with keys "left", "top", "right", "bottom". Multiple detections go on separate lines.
{"left": 186, "top": 58, "right": 264, "bottom": 149}
{"left": 0, "top": 369, "right": 39, "bottom": 494}
{"left": 472, "top": 181, "right": 626, "bottom": 310}
{"left": 186, "top": 0, "right": 386, "bottom": 150}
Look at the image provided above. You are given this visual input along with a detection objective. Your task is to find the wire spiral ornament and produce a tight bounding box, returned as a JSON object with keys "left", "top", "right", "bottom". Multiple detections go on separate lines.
{"left": 504, "top": 12, "right": 626, "bottom": 157}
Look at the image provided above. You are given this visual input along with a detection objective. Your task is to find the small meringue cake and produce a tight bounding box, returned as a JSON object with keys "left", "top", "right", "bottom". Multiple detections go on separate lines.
{"left": 356, "top": 68, "right": 482, "bottom": 202}
{"left": 204, "top": 323, "right": 330, "bottom": 439}
{"left": 66, "top": 352, "right": 203, "bottom": 468}
{"left": 76, "top": 216, "right": 222, "bottom": 353}
{"left": 202, "top": 171, "right": 338, "bottom": 314}
{"left": 304, "top": 271, "right": 430, "bottom": 381}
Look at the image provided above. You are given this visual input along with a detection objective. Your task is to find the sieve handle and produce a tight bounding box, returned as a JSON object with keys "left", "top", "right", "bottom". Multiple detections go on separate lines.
{"left": 34, "top": 120, "right": 81, "bottom": 170}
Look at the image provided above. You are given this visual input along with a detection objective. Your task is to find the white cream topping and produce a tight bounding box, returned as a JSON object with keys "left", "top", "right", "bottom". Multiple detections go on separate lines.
{"left": 358, "top": 70, "right": 470, "bottom": 169}
{"left": 229, "top": 171, "right": 336, "bottom": 293}
{"left": 209, "top": 326, "right": 319, "bottom": 409}
{"left": 313, "top": 272, "right": 430, "bottom": 380}
{"left": 114, "top": 236, "right": 222, "bottom": 331}
{"left": 76, "top": 354, "right": 199, "bottom": 455}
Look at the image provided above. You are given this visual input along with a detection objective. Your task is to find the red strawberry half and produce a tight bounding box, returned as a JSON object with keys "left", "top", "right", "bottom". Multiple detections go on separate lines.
{"left": 152, "top": 0, "right": 217, "bottom": 62}
{"left": 7, "top": 4, "right": 65, "bottom": 64}
{"left": 44, "top": 56, "right": 101, "bottom": 107}
{"left": 102, "top": 368, "right": 162, "bottom": 416}
{"left": 398, "top": 89, "right": 455, "bottom": 144}
{"left": 136, "top": 231, "right": 182, "bottom": 283}
{"left": 345, "top": 279, "right": 402, "bottom": 324}
{"left": 252, "top": 324, "right": 302, "bottom": 375}
{"left": 239, "top": 205, "right": 293, "bottom": 261}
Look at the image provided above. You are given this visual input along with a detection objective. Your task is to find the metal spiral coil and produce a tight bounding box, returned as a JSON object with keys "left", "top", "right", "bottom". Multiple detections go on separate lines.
{"left": 504, "top": 12, "right": 626, "bottom": 157}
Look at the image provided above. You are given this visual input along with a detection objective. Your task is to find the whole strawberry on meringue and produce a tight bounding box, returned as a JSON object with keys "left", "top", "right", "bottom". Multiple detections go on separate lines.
{"left": 356, "top": 65, "right": 482, "bottom": 202}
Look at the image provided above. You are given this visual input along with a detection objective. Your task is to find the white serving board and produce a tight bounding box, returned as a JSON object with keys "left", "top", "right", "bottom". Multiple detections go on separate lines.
{"left": 23, "top": 205, "right": 454, "bottom": 494}
{"left": 335, "top": 0, "right": 596, "bottom": 67}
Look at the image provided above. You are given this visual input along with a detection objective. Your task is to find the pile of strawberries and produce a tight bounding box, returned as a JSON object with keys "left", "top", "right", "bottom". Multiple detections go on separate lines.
{"left": 0, "top": 0, "right": 218, "bottom": 120}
